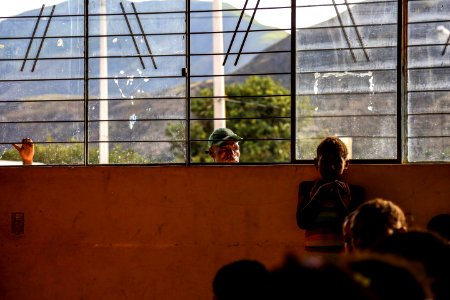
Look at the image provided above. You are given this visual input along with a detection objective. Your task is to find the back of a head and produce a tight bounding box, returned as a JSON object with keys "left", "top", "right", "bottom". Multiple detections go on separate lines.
{"left": 372, "top": 230, "right": 450, "bottom": 300}
{"left": 346, "top": 254, "right": 432, "bottom": 300}
{"left": 212, "top": 259, "right": 269, "bottom": 300}
{"left": 427, "top": 214, "right": 450, "bottom": 241}
{"left": 268, "top": 255, "right": 376, "bottom": 300}
{"left": 351, "top": 198, "right": 407, "bottom": 250}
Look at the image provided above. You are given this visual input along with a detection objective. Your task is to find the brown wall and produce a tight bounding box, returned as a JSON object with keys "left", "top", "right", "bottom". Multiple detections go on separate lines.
{"left": 0, "top": 165, "right": 449, "bottom": 299}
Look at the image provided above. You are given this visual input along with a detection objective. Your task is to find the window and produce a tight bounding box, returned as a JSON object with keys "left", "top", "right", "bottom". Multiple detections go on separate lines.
{"left": 0, "top": 0, "right": 448, "bottom": 165}
{"left": 407, "top": 0, "right": 450, "bottom": 162}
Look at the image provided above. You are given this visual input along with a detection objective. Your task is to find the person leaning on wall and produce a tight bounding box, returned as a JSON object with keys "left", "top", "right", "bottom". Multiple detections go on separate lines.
{"left": 12, "top": 137, "right": 34, "bottom": 165}
{"left": 207, "top": 128, "right": 242, "bottom": 163}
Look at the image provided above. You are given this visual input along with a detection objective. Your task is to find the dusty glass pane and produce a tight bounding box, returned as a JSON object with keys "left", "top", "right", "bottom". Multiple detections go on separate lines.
{"left": 0, "top": 1, "right": 85, "bottom": 166}
{"left": 87, "top": 141, "right": 186, "bottom": 164}
{"left": 296, "top": 0, "right": 398, "bottom": 160}
{"left": 189, "top": 0, "right": 292, "bottom": 163}
{"left": 88, "top": 0, "right": 185, "bottom": 14}
{"left": 408, "top": 0, "right": 450, "bottom": 162}
{"left": 88, "top": 98, "right": 186, "bottom": 121}
{"left": 87, "top": 2, "right": 187, "bottom": 164}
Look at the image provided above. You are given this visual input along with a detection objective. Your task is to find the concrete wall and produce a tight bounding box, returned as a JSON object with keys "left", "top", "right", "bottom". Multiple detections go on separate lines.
{"left": 0, "top": 165, "right": 449, "bottom": 299}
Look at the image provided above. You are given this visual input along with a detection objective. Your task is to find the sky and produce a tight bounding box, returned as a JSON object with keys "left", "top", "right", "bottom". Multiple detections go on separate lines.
{"left": 0, "top": 0, "right": 367, "bottom": 28}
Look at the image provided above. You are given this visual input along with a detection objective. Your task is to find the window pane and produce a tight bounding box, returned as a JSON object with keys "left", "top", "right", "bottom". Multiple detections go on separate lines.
{"left": 407, "top": 0, "right": 450, "bottom": 162}
{"left": 189, "top": 0, "right": 291, "bottom": 163}
{"left": 87, "top": 1, "right": 186, "bottom": 164}
{"left": 296, "top": 0, "right": 398, "bottom": 160}
{"left": 0, "top": 0, "right": 84, "bottom": 165}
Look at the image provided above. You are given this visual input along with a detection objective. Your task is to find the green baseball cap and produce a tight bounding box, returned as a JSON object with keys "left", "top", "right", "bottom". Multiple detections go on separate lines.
{"left": 208, "top": 128, "right": 242, "bottom": 148}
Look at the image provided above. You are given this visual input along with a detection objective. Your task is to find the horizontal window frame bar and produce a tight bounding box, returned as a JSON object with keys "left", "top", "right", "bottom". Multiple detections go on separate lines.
{"left": 191, "top": 72, "right": 290, "bottom": 78}
{"left": 297, "top": 113, "right": 397, "bottom": 118}
{"left": 407, "top": 136, "right": 450, "bottom": 138}
{"left": 191, "top": 94, "right": 291, "bottom": 99}
{"left": 407, "top": 112, "right": 450, "bottom": 116}
{"left": 296, "top": 45, "right": 396, "bottom": 52}
{"left": 296, "top": 1, "right": 396, "bottom": 9}
{"left": 297, "top": 22, "right": 397, "bottom": 30}
{"left": 297, "top": 67, "right": 397, "bottom": 75}
{"left": 297, "top": 91, "right": 396, "bottom": 96}
{"left": 190, "top": 116, "right": 291, "bottom": 121}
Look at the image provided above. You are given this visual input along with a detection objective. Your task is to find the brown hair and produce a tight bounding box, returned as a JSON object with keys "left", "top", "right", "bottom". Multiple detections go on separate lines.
{"left": 316, "top": 137, "right": 348, "bottom": 159}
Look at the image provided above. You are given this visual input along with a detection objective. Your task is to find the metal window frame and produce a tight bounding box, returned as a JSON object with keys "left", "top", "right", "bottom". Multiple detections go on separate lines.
{"left": 1, "top": 0, "right": 448, "bottom": 166}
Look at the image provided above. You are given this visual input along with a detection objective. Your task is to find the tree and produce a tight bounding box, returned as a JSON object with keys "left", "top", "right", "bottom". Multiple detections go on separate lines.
{"left": 167, "top": 76, "right": 313, "bottom": 163}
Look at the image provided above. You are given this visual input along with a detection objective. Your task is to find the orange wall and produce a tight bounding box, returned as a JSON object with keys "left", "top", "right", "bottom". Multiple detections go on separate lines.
{"left": 0, "top": 165, "right": 449, "bottom": 299}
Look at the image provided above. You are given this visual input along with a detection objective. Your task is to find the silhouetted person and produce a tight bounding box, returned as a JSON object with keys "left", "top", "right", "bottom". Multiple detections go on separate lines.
{"left": 427, "top": 213, "right": 450, "bottom": 242}
{"left": 349, "top": 198, "right": 407, "bottom": 251}
{"left": 268, "top": 254, "right": 376, "bottom": 300}
{"left": 12, "top": 137, "right": 34, "bottom": 165}
{"left": 212, "top": 259, "right": 269, "bottom": 300}
{"left": 296, "top": 137, "right": 364, "bottom": 255}
{"left": 345, "top": 253, "right": 433, "bottom": 300}
{"left": 372, "top": 230, "right": 450, "bottom": 300}
{"left": 207, "top": 128, "right": 242, "bottom": 163}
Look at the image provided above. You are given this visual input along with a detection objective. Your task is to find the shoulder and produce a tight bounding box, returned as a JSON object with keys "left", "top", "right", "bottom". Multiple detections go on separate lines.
{"left": 298, "top": 181, "right": 315, "bottom": 197}
{"left": 349, "top": 184, "right": 365, "bottom": 194}
{"left": 348, "top": 184, "right": 365, "bottom": 205}
{"left": 299, "top": 181, "right": 315, "bottom": 190}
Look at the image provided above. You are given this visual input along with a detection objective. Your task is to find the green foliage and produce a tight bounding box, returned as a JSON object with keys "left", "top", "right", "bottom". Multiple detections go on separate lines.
{"left": 1, "top": 137, "right": 148, "bottom": 165}
{"left": 167, "top": 76, "right": 312, "bottom": 163}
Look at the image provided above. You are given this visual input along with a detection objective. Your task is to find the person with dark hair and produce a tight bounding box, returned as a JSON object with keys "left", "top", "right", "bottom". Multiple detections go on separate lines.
{"left": 371, "top": 230, "right": 450, "bottom": 300}
{"left": 296, "top": 136, "right": 365, "bottom": 255}
{"left": 268, "top": 254, "right": 376, "bottom": 300}
{"left": 427, "top": 213, "right": 450, "bottom": 242}
{"left": 12, "top": 137, "right": 34, "bottom": 165}
{"left": 345, "top": 253, "right": 433, "bottom": 300}
{"left": 349, "top": 198, "right": 407, "bottom": 251}
{"left": 207, "top": 128, "right": 242, "bottom": 163}
{"left": 212, "top": 259, "right": 269, "bottom": 300}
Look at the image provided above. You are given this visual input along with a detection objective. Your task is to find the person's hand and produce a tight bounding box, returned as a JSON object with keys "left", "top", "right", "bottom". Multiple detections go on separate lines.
{"left": 313, "top": 180, "right": 348, "bottom": 203}
{"left": 12, "top": 138, "right": 34, "bottom": 165}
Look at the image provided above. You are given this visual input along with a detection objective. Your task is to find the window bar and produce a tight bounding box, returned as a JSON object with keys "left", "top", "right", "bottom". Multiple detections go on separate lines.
{"left": 331, "top": 0, "right": 356, "bottom": 63}
{"left": 31, "top": 5, "right": 55, "bottom": 72}
{"left": 119, "top": 2, "right": 146, "bottom": 69}
{"left": 441, "top": 32, "right": 450, "bottom": 56}
{"left": 344, "top": 0, "right": 369, "bottom": 61}
{"left": 234, "top": 0, "right": 260, "bottom": 66}
{"left": 84, "top": 0, "right": 89, "bottom": 165}
{"left": 291, "top": 0, "right": 296, "bottom": 163}
{"left": 21, "top": 4, "right": 45, "bottom": 71}
{"left": 223, "top": 0, "right": 249, "bottom": 66}
{"left": 186, "top": 0, "right": 191, "bottom": 165}
{"left": 131, "top": 2, "right": 158, "bottom": 69}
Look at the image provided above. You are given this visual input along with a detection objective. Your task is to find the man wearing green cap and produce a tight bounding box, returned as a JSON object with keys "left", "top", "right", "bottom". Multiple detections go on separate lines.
{"left": 207, "top": 128, "right": 242, "bottom": 163}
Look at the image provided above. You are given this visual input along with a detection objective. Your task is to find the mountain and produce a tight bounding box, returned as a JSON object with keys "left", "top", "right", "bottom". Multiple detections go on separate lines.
{"left": 0, "top": 0, "right": 288, "bottom": 99}
{"left": 0, "top": 0, "right": 288, "bottom": 160}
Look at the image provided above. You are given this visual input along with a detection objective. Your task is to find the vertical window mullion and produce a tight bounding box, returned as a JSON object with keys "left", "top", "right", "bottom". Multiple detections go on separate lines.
{"left": 399, "top": 0, "right": 408, "bottom": 163}
{"left": 84, "top": 0, "right": 89, "bottom": 165}
{"left": 290, "top": 0, "right": 297, "bottom": 163}
{"left": 186, "top": 0, "right": 191, "bottom": 165}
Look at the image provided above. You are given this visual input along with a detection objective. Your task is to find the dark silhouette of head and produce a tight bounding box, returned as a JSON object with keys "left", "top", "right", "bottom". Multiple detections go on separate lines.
{"left": 372, "top": 230, "right": 450, "bottom": 300}
{"left": 268, "top": 254, "right": 376, "bottom": 300}
{"left": 346, "top": 254, "right": 432, "bottom": 300}
{"left": 350, "top": 198, "right": 407, "bottom": 250}
{"left": 315, "top": 137, "right": 349, "bottom": 180}
{"left": 427, "top": 214, "right": 450, "bottom": 241}
{"left": 212, "top": 259, "right": 269, "bottom": 300}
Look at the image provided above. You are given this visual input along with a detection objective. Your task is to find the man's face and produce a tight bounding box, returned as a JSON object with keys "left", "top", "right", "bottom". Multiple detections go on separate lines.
{"left": 210, "top": 141, "right": 240, "bottom": 163}
{"left": 315, "top": 153, "right": 348, "bottom": 180}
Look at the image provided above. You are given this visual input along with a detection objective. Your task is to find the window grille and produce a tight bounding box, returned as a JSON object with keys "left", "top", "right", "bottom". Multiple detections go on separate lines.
{"left": 0, "top": 0, "right": 448, "bottom": 165}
